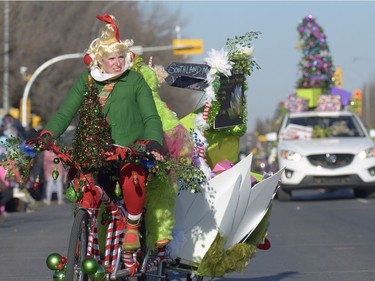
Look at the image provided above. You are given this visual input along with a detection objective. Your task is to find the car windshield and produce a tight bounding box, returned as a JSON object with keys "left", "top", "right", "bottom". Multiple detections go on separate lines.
{"left": 281, "top": 115, "right": 366, "bottom": 139}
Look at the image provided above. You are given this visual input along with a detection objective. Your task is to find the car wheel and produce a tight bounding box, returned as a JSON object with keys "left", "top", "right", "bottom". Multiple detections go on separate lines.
{"left": 277, "top": 185, "right": 292, "bottom": 201}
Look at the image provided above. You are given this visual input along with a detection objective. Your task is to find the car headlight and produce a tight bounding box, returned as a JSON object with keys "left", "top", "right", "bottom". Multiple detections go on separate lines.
{"left": 280, "top": 150, "right": 302, "bottom": 162}
{"left": 358, "top": 147, "right": 375, "bottom": 159}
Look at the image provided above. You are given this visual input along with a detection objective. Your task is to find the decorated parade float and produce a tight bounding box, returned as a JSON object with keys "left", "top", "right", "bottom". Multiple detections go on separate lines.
{"left": 274, "top": 15, "right": 370, "bottom": 202}
{"left": 1, "top": 31, "right": 284, "bottom": 280}
{"left": 280, "top": 15, "right": 360, "bottom": 116}
{"left": 161, "top": 32, "right": 284, "bottom": 277}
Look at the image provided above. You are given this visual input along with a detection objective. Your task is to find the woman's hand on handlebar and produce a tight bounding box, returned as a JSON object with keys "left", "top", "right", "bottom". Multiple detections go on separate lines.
{"left": 142, "top": 140, "right": 165, "bottom": 161}
{"left": 26, "top": 130, "right": 54, "bottom": 150}
{"left": 150, "top": 151, "right": 164, "bottom": 161}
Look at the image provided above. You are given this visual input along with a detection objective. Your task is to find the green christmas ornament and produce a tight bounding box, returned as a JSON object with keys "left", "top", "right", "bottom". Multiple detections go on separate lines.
{"left": 81, "top": 257, "right": 98, "bottom": 275}
{"left": 53, "top": 157, "right": 60, "bottom": 164}
{"left": 53, "top": 270, "right": 65, "bottom": 281}
{"left": 114, "top": 182, "right": 122, "bottom": 198}
{"left": 52, "top": 168, "right": 59, "bottom": 180}
{"left": 46, "top": 253, "right": 62, "bottom": 271}
{"left": 65, "top": 185, "right": 83, "bottom": 203}
{"left": 91, "top": 264, "right": 106, "bottom": 281}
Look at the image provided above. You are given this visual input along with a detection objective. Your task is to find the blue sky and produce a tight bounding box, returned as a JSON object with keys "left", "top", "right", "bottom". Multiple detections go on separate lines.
{"left": 163, "top": 1, "right": 375, "bottom": 132}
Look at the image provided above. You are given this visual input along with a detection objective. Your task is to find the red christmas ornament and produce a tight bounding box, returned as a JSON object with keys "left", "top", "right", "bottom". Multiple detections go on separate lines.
{"left": 257, "top": 238, "right": 271, "bottom": 250}
{"left": 133, "top": 173, "right": 139, "bottom": 185}
{"left": 57, "top": 262, "right": 64, "bottom": 271}
{"left": 33, "top": 176, "right": 40, "bottom": 191}
{"left": 83, "top": 53, "right": 93, "bottom": 65}
{"left": 60, "top": 256, "right": 67, "bottom": 264}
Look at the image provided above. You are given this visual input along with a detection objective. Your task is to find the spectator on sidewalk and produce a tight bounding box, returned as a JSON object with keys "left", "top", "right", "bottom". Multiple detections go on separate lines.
{"left": 0, "top": 166, "right": 12, "bottom": 221}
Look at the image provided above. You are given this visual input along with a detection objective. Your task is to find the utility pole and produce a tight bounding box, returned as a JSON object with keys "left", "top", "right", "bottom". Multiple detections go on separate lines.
{"left": 353, "top": 57, "right": 374, "bottom": 126}
{"left": 3, "top": 0, "right": 10, "bottom": 112}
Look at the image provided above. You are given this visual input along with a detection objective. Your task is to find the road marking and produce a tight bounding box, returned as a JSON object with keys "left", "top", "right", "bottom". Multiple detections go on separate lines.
{"left": 357, "top": 198, "right": 369, "bottom": 204}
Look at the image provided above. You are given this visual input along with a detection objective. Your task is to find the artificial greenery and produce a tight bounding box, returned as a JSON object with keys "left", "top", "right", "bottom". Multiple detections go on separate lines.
{"left": 0, "top": 136, "right": 35, "bottom": 185}
{"left": 312, "top": 125, "right": 332, "bottom": 138}
{"left": 151, "top": 155, "right": 206, "bottom": 194}
{"left": 226, "top": 32, "right": 261, "bottom": 76}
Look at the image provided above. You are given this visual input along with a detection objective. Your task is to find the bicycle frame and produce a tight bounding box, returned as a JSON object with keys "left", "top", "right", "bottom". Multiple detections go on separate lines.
{"left": 70, "top": 184, "right": 167, "bottom": 281}
{"left": 30, "top": 138, "right": 167, "bottom": 280}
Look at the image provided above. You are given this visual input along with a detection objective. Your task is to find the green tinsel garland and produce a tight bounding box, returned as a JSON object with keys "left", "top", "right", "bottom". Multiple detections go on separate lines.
{"left": 71, "top": 75, "right": 113, "bottom": 173}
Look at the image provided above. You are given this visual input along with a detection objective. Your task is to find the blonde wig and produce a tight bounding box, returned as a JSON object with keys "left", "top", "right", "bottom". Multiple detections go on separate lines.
{"left": 84, "top": 14, "right": 133, "bottom": 70}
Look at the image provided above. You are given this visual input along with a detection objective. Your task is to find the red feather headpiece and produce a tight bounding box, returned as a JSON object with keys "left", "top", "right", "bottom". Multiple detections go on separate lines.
{"left": 96, "top": 13, "right": 120, "bottom": 42}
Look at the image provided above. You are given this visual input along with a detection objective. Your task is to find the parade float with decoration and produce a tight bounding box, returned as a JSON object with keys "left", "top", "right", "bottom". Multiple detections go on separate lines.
{"left": 1, "top": 32, "right": 284, "bottom": 280}
{"left": 280, "top": 15, "right": 361, "bottom": 116}
{"left": 162, "top": 32, "right": 284, "bottom": 277}
{"left": 275, "top": 16, "right": 372, "bottom": 202}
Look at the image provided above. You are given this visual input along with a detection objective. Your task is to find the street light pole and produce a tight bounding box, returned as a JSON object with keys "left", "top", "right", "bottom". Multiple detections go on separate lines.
{"left": 3, "top": 0, "right": 10, "bottom": 111}
{"left": 21, "top": 53, "right": 84, "bottom": 127}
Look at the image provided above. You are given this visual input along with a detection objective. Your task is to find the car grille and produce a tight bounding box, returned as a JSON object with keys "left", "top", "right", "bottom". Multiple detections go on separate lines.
{"left": 307, "top": 153, "right": 354, "bottom": 169}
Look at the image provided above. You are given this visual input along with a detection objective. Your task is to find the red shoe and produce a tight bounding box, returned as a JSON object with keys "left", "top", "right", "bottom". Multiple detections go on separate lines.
{"left": 122, "top": 218, "right": 141, "bottom": 251}
{"left": 123, "top": 229, "right": 140, "bottom": 251}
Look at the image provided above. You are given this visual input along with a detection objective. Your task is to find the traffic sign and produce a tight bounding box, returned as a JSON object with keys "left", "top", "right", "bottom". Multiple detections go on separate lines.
{"left": 333, "top": 66, "right": 343, "bottom": 89}
{"left": 351, "top": 88, "right": 362, "bottom": 115}
{"left": 165, "top": 62, "right": 210, "bottom": 91}
{"left": 353, "top": 88, "right": 362, "bottom": 101}
{"left": 172, "top": 39, "right": 204, "bottom": 55}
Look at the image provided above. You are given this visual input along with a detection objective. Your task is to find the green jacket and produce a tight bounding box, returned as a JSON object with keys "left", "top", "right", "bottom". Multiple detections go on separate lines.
{"left": 44, "top": 70, "right": 163, "bottom": 147}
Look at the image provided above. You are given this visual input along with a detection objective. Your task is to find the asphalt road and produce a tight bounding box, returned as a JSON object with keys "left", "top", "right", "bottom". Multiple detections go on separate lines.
{"left": 1, "top": 189, "right": 374, "bottom": 281}
{"left": 0, "top": 202, "right": 72, "bottom": 281}
{"left": 215, "top": 189, "right": 375, "bottom": 281}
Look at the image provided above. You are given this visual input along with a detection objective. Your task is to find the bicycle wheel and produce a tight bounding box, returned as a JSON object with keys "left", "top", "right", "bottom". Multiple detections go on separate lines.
{"left": 65, "top": 209, "right": 90, "bottom": 281}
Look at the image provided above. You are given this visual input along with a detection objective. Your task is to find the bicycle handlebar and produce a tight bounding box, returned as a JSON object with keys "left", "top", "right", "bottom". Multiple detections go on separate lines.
{"left": 26, "top": 136, "right": 157, "bottom": 174}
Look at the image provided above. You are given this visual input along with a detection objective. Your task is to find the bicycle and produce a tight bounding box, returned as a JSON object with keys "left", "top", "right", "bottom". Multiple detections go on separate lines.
{"left": 29, "top": 136, "right": 204, "bottom": 281}
{"left": 26, "top": 131, "right": 283, "bottom": 281}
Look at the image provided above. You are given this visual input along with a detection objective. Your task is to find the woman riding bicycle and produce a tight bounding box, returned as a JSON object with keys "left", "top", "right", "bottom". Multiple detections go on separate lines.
{"left": 38, "top": 14, "right": 166, "bottom": 273}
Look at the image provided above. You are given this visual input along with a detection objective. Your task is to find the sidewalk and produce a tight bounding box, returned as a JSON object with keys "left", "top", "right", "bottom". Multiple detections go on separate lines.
{"left": 0, "top": 201, "right": 73, "bottom": 281}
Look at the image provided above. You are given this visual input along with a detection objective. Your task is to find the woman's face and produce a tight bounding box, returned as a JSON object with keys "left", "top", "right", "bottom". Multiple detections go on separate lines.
{"left": 101, "top": 51, "right": 125, "bottom": 74}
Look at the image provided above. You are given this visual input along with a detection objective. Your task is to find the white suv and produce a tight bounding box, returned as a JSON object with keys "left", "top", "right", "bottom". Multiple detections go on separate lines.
{"left": 277, "top": 110, "right": 375, "bottom": 201}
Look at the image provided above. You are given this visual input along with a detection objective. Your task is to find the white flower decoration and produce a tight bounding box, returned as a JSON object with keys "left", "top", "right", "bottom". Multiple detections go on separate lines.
{"left": 236, "top": 44, "right": 254, "bottom": 57}
{"left": 204, "top": 48, "right": 234, "bottom": 77}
